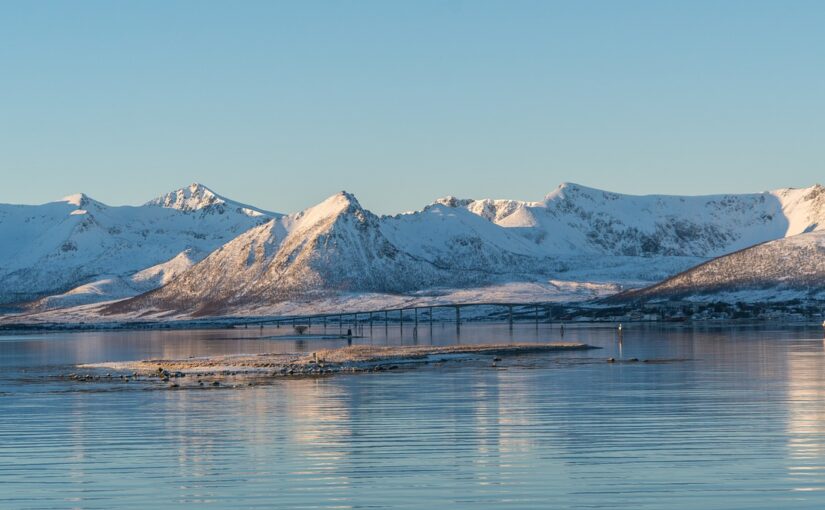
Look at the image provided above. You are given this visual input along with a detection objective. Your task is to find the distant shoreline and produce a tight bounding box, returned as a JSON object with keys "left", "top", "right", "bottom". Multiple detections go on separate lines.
{"left": 2, "top": 315, "right": 824, "bottom": 334}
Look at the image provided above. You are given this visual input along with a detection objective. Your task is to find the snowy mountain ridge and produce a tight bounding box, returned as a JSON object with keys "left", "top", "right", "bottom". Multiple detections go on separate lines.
{"left": 105, "top": 182, "right": 825, "bottom": 317}
{"left": 3, "top": 181, "right": 825, "bottom": 317}
{"left": 145, "top": 182, "right": 278, "bottom": 217}
{"left": 438, "top": 182, "right": 825, "bottom": 256}
{"left": 0, "top": 183, "right": 278, "bottom": 305}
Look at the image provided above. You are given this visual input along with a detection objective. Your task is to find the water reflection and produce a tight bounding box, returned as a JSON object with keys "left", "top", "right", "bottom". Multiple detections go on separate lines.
{"left": 3, "top": 325, "right": 825, "bottom": 508}
{"left": 786, "top": 338, "right": 825, "bottom": 493}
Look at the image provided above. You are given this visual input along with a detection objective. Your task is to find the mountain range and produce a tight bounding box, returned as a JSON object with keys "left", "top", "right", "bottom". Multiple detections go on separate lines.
{"left": 2, "top": 182, "right": 825, "bottom": 321}
{"left": 0, "top": 184, "right": 276, "bottom": 307}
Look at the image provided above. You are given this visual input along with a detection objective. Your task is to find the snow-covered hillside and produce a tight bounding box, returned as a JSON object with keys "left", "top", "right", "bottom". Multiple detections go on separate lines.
{"left": 30, "top": 249, "right": 203, "bottom": 310}
{"left": 613, "top": 230, "right": 825, "bottom": 303}
{"left": 0, "top": 183, "right": 278, "bottom": 305}
{"left": 105, "top": 192, "right": 458, "bottom": 316}
{"left": 4, "top": 181, "right": 825, "bottom": 319}
{"left": 100, "top": 183, "right": 825, "bottom": 317}
{"left": 444, "top": 183, "right": 825, "bottom": 256}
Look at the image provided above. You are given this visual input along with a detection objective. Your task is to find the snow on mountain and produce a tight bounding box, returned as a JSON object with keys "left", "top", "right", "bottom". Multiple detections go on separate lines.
{"left": 611, "top": 230, "right": 825, "bottom": 303}
{"left": 446, "top": 182, "right": 825, "bottom": 257}
{"left": 6, "top": 181, "right": 825, "bottom": 319}
{"left": 0, "top": 184, "right": 278, "bottom": 305}
{"left": 145, "top": 182, "right": 276, "bottom": 217}
{"left": 31, "top": 249, "right": 203, "bottom": 310}
{"left": 105, "top": 192, "right": 456, "bottom": 316}
{"left": 102, "top": 183, "right": 825, "bottom": 317}
{"left": 381, "top": 201, "right": 552, "bottom": 275}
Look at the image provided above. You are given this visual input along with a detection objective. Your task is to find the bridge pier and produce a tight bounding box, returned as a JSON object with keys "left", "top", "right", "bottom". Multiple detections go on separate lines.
{"left": 255, "top": 303, "right": 572, "bottom": 340}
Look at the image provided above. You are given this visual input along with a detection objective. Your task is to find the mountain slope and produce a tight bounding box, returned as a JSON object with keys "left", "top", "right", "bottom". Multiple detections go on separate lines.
{"left": 103, "top": 183, "right": 825, "bottom": 316}
{"left": 31, "top": 249, "right": 204, "bottom": 310}
{"left": 611, "top": 231, "right": 825, "bottom": 303}
{"left": 105, "top": 192, "right": 457, "bottom": 315}
{"left": 381, "top": 201, "right": 554, "bottom": 275}
{"left": 444, "top": 183, "right": 825, "bottom": 257}
{"left": 6, "top": 181, "right": 825, "bottom": 318}
{"left": 0, "top": 183, "right": 278, "bottom": 304}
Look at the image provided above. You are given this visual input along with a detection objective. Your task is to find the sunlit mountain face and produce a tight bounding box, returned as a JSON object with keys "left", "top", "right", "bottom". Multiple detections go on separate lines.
{"left": 4, "top": 182, "right": 825, "bottom": 320}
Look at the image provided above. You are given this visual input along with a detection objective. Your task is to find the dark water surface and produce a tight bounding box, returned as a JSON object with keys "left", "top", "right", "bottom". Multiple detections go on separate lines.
{"left": 2, "top": 322, "right": 825, "bottom": 509}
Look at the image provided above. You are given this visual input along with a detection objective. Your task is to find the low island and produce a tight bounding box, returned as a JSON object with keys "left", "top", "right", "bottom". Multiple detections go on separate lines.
{"left": 77, "top": 343, "right": 599, "bottom": 387}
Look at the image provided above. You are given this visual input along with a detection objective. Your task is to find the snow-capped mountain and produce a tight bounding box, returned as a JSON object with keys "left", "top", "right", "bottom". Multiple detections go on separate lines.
{"left": 145, "top": 182, "right": 273, "bottom": 217}
{"left": 445, "top": 183, "right": 825, "bottom": 256}
{"left": 4, "top": 181, "right": 825, "bottom": 318}
{"left": 105, "top": 192, "right": 455, "bottom": 316}
{"left": 612, "top": 230, "right": 825, "bottom": 303}
{"left": 101, "top": 183, "right": 825, "bottom": 317}
{"left": 0, "top": 183, "right": 279, "bottom": 305}
{"left": 30, "top": 248, "right": 204, "bottom": 311}
{"left": 386, "top": 183, "right": 825, "bottom": 287}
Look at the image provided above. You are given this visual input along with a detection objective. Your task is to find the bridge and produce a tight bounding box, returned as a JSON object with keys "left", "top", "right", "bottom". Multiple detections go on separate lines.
{"left": 236, "top": 301, "right": 567, "bottom": 334}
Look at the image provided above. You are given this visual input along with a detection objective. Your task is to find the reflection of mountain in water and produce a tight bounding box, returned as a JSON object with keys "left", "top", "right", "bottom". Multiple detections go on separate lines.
{"left": 786, "top": 340, "right": 825, "bottom": 491}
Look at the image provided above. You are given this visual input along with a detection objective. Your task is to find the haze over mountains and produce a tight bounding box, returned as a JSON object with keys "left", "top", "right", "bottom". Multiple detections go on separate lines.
{"left": 2, "top": 182, "right": 825, "bottom": 320}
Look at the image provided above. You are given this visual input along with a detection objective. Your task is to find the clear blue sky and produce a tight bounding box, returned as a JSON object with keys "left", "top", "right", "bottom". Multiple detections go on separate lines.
{"left": 1, "top": 1, "right": 823, "bottom": 214}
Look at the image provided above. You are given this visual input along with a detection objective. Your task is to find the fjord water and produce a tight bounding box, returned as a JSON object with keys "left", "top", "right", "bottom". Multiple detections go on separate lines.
{"left": 2, "top": 323, "right": 825, "bottom": 509}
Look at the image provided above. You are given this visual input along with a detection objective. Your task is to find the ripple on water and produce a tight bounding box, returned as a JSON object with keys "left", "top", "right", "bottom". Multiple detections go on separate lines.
{"left": 1, "top": 324, "right": 825, "bottom": 508}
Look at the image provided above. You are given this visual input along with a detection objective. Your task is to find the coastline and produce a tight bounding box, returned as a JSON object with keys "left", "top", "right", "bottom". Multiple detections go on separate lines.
{"left": 75, "top": 343, "right": 600, "bottom": 386}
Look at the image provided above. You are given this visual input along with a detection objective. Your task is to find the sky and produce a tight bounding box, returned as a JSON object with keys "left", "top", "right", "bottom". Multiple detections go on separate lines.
{"left": 1, "top": 0, "right": 824, "bottom": 214}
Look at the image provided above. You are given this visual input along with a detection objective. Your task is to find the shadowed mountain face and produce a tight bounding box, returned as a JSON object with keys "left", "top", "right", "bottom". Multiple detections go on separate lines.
{"left": 99, "top": 183, "right": 825, "bottom": 316}
{"left": 610, "top": 230, "right": 825, "bottom": 303}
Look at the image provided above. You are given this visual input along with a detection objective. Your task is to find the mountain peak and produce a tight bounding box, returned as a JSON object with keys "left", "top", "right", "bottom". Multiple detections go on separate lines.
{"left": 337, "top": 190, "right": 360, "bottom": 205}
{"left": 146, "top": 183, "right": 222, "bottom": 211}
{"left": 318, "top": 191, "right": 363, "bottom": 211}
{"left": 288, "top": 191, "right": 368, "bottom": 229}
{"left": 806, "top": 183, "right": 825, "bottom": 196}
{"left": 60, "top": 193, "right": 90, "bottom": 207}
{"left": 144, "top": 183, "right": 279, "bottom": 217}
{"left": 184, "top": 182, "right": 217, "bottom": 197}
{"left": 543, "top": 182, "right": 602, "bottom": 202}
{"left": 58, "top": 193, "right": 107, "bottom": 209}
{"left": 433, "top": 196, "right": 475, "bottom": 208}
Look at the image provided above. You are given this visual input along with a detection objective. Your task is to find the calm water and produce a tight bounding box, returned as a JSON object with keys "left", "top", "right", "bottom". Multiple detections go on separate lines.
{"left": 2, "top": 322, "right": 825, "bottom": 509}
